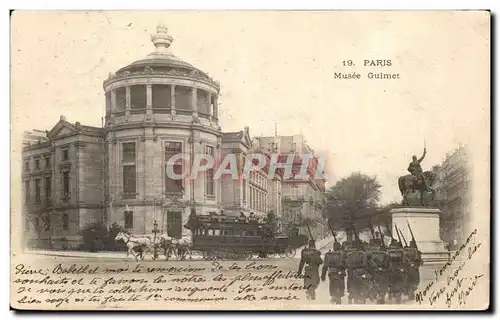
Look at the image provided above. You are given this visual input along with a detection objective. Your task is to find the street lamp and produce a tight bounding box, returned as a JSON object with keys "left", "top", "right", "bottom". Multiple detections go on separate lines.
{"left": 152, "top": 220, "right": 159, "bottom": 260}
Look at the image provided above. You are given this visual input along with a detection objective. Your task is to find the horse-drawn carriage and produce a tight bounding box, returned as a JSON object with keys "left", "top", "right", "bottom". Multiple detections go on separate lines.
{"left": 185, "top": 213, "right": 296, "bottom": 260}
{"left": 114, "top": 231, "right": 192, "bottom": 261}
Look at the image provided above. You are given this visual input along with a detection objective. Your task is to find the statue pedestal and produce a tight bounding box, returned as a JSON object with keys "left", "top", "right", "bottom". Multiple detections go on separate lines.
{"left": 391, "top": 207, "right": 449, "bottom": 263}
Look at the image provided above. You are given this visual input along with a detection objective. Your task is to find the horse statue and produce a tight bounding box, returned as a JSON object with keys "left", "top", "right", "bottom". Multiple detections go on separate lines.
{"left": 398, "top": 170, "right": 437, "bottom": 206}
{"left": 115, "top": 231, "right": 152, "bottom": 261}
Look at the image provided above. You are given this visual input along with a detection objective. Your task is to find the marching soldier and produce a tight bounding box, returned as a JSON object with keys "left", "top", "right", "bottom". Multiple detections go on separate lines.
{"left": 298, "top": 239, "right": 323, "bottom": 300}
{"left": 345, "top": 241, "right": 371, "bottom": 304}
{"left": 387, "top": 244, "right": 407, "bottom": 304}
{"left": 321, "top": 241, "right": 346, "bottom": 304}
{"left": 403, "top": 242, "right": 423, "bottom": 300}
{"left": 368, "top": 245, "right": 391, "bottom": 304}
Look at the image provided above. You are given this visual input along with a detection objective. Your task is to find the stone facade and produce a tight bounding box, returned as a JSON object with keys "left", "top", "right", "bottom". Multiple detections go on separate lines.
{"left": 22, "top": 117, "right": 105, "bottom": 249}
{"left": 220, "top": 128, "right": 283, "bottom": 218}
{"left": 433, "top": 145, "right": 471, "bottom": 246}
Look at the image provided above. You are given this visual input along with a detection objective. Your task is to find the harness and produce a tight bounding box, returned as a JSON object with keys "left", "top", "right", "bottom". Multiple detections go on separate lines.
{"left": 121, "top": 233, "right": 144, "bottom": 245}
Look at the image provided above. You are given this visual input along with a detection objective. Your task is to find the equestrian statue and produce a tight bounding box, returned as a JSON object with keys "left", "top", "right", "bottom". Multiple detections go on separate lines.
{"left": 398, "top": 147, "right": 437, "bottom": 206}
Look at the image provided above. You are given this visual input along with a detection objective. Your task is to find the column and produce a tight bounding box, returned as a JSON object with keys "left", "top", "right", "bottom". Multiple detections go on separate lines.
{"left": 208, "top": 91, "right": 213, "bottom": 122}
{"left": 191, "top": 87, "right": 198, "bottom": 117}
{"left": 111, "top": 90, "right": 117, "bottom": 111}
{"left": 141, "top": 137, "right": 148, "bottom": 200}
{"left": 260, "top": 191, "right": 264, "bottom": 212}
{"left": 115, "top": 142, "right": 121, "bottom": 198}
{"left": 51, "top": 144, "right": 56, "bottom": 205}
{"left": 171, "top": 85, "right": 176, "bottom": 116}
{"left": 213, "top": 96, "right": 218, "bottom": 119}
{"left": 125, "top": 86, "right": 131, "bottom": 116}
{"left": 110, "top": 90, "right": 116, "bottom": 122}
{"left": 250, "top": 188, "right": 253, "bottom": 209}
{"left": 264, "top": 194, "right": 267, "bottom": 212}
{"left": 146, "top": 84, "right": 152, "bottom": 115}
{"left": 258, "top": 191, "right": 261, "bottom": 212}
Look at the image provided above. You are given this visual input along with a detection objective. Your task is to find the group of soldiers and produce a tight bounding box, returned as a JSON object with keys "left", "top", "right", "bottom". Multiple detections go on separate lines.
{"left": 298, "top": 226, "right": 422, "bottom": 304}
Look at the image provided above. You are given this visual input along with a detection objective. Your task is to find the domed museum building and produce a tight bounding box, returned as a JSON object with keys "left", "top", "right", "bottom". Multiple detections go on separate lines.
{"left": 20, "top": 25, "right": 318, "bottom": 249}
{"left": 103, "top": 25, "right": 222, "bottom": 240}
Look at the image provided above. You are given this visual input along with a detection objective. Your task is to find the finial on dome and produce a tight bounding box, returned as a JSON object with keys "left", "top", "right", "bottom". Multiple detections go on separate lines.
{"left": 150, "top": 22, "right": 173, "bottom": 53}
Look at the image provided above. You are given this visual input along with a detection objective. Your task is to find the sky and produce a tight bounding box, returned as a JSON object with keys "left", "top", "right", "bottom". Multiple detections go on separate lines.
{"left": 11, "top": 11, "right": 490, "bottom": 204}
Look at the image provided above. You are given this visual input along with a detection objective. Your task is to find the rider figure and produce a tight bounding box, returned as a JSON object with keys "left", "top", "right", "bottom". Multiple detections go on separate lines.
{"left": 407, "top": 148, "right": 430, "bottom": 191}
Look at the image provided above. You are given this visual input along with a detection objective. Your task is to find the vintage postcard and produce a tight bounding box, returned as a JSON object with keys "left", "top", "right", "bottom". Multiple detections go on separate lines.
{"left": 10, "top": 11, "right": 490, "bottom": 310}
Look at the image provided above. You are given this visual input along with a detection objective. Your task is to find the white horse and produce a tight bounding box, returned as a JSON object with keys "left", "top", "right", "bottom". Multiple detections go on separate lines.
{"left": 158, "top": 234, "right": 192, "bottom": 260}
{"left": 115, "top": 231, "right": 152, "bottom": 261}
{"left": 157, "top": 234, "right": 175, "bottom": 260}
{"left": 173, "top": 236, "right": 193, "bottom": 260}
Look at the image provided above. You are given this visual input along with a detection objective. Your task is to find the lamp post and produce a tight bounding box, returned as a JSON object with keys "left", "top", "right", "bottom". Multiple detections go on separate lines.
{"left": 152, "top": 220, "right": 159, "bottom": 260}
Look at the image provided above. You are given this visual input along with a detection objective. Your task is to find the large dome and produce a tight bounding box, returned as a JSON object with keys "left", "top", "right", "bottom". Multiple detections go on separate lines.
{"left": 103, "top": 24, "right": 219, "bottom": 91}
{"left": 102, "top": 23, "right": 221, "bottom": 131}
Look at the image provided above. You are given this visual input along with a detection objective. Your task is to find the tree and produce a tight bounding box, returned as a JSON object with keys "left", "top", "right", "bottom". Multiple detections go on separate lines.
{"left": 279, "top": 196, "right": 304, "bottom": 232}
{"left": 26, "top": 213, "right": 51, "bottom": 248}
{"left": 372, "top": 202, "right": 401, "bottom": 228}
{"left": 324, "top": 172, "right": 382, "bottom": 239}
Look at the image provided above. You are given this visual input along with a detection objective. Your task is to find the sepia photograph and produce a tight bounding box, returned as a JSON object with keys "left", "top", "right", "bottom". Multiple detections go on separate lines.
{"left": 10, "top": 10, "right": 490, "bottom": 310}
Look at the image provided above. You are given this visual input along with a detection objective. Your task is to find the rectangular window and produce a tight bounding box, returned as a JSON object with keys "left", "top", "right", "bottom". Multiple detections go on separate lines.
{"left": 62, "top": 148, "right": 69, "bottom": 161}
{"left": 44, "top": 176, "right": 51, "bottom": 201}
{"left": 123, "top": 142, "right": 136, "bottom": 163}
{"left": 205, "top": 146, "right": 215, "bottom": 196}
{"left": 130, "top": 85, "right": 146, "bottom": 109}
{"left": 44, "top": 156, "right": 51, "bottom": 169}
{"left": 24, "top": 160, "right": 29, "bottom": 171}
{"left": 152, "top": 84, "right": 171, "bottom": 109}
{"left": 165, "top": 141, "right": 183, "bottom": 193}
{"left": 34, "top": 179, "right": 41, "bottom": 203}
{"left": 124, "top": 210, "right": 133, "bottom": 229}
{"left": 34, "top": 159, "right": 40, "bottom": 170}
{"left": 62, "top": 171, "right": 70, "bottom": 201}
{"left": 24, "top": 180, "right": 30, "bottom": 204}
{"left": 62, "top": 213, "right": 69, "bottom": 231}
{"left": 122, "top": 142, "right": 136, "bottom": 197}
{"left": 116, "top": 87, "right": 127, "bottom": 110}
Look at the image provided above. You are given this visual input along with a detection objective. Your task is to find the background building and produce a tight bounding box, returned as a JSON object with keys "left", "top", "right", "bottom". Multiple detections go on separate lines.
{"left": 433, "top": 145, "right": 471, "bottom": 246}
{"left": 22, "top": 117, "right": 105, "bottom": 249}
{"left": 254, "top": 134, "right": 327, "bottom": 241}
{"left": 220, "top": 127, "right": 283, "bottom": 218}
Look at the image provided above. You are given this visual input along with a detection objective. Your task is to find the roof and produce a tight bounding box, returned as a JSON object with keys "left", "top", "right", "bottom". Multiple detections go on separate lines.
{"left": 116, "top": 52, "right": 205, "bottom": 75}
{"left": 23, "top": 116, "right": 104, "bottom": 150}
{"left": 222, "top": 127, "right": 252, "bottom": 147}
{"left": 113, "top": 24, "right": 209, "bottom": 80}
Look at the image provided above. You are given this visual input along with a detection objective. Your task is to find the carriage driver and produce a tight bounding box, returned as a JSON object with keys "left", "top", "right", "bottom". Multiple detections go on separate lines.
{"left": 407, "top": 148, "right": 430, "bottom": 191}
